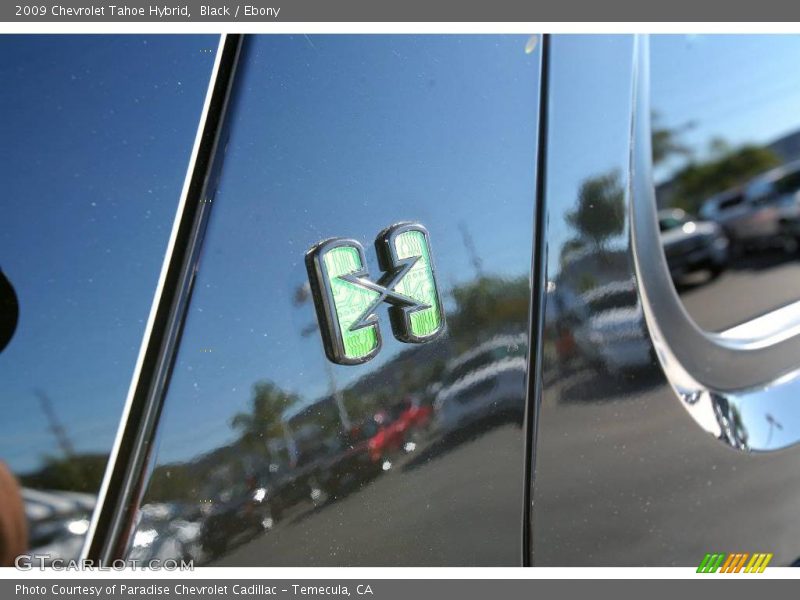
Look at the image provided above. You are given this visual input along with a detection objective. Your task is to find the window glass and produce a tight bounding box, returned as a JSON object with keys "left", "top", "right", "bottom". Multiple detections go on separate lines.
{"left": 0, "top": 34, "right": 217, "bottom": 564}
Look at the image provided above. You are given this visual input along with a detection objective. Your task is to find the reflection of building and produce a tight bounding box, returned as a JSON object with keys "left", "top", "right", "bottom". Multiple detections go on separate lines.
{"left": 768, "top": 129, "right": 800, "bottom": 165}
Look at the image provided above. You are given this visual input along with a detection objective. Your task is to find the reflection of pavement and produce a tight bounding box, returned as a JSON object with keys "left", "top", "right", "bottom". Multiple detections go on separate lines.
{"left": 213, "top": 425, "right": 522, "bottom": 566}
{"left": 678, "top": 254, "right": 800, "bottom": 331}
{"left": 535, "top": 378, "right": 800, "bottom": 566}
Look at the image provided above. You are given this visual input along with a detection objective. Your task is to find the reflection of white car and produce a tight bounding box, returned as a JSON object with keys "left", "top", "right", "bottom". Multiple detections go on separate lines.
{"left": 572, "top": 281, "right": 651, "bottom": 375}
{"left": 23, "top": 488, "right": 95, "bottom": 564}
{"left": 700, "top": 161, "right": 800, "bottom": 251}
{"left": 659, "top": 209, "right": 729, "bottom": 280}
{"left": 128, "top": 502, "right": 204, "bottom": 563}
{"left": 434, "top": 334, "right": 527, "bottom": 434}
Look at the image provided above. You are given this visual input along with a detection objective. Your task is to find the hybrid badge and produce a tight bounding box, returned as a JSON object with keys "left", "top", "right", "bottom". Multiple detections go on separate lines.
{"left": 305, "top": 223, "right": 444, "bottom": 365}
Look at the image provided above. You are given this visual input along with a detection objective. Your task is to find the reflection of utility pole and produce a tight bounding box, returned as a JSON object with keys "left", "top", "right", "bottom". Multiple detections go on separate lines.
{"left": 294, "top": 283, "right": 352, "bottom": 432}
{"left": 324, "top": 360, "right": 351, "bottom": 430}
{"left": 35, "top": 389, "right": 75, "bottom": 459}
{"left": 765, "top": 413, "right": 783, "bottom": 448}
{"left": 459, "top": 222, "right": 483, "bottom": 278}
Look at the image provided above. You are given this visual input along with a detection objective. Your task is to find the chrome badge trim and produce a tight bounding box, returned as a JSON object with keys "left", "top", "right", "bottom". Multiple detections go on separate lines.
{"left": 306, "top": 223, "right": 445, "bottom": 365}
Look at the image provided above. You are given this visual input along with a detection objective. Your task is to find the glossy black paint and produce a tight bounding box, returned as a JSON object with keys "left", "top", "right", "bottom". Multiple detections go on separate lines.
{"left": 4, "top": 33, "right": 800, "bottom": 569}
{"left": 123, "top": 35, "right": 542, "bottom": 566}
{"left": 531, "top": 35, "right": 800, "bottom": 566}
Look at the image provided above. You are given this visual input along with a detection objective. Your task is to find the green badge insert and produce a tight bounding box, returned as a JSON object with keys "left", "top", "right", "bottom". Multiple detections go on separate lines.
{"left": 391, "top": 229, "right": 442, "bottom": 339}
{"left": 322, "top": 245, "right": 381, "bottom": 361}
{"left": 306, "top": 223, "right": 444, "bottom": 365}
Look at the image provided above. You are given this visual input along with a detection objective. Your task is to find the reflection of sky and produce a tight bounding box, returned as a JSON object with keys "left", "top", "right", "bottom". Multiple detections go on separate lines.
{"left": 148, "top": 35, "right": 541, "bottom": 463}
{"left": 543, "top": 35, "right": 800, "bottom": 276}
{"left": 0, "top": 35, "right": 217, "bottom": 473}
{"left": 651, "top": 35, "right": 800, "bottom": 182}
{"left": 736, "top": 371, "right": 800, "bottom": 451}
{"left": 544, "top": 36, "right": 636, "bottom": 276}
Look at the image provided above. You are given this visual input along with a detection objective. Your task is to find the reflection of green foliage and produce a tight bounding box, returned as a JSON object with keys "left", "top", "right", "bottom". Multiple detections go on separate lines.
{"left": 651, "top": 108, "right": 783, "bottom": 213}
{"left": 344, "top": 388, "right": 388, "bottom": 423}
{"left": 231, "top": 381, "right": 299, "bottom": 451}
{"left": 147, "top": 463, "right": 197, "bottom": 503}
{"left": 20, "top": 453, "right": 107, "bottom": 494}
{"left": 671, "top": 144, "right": 781, "bottom": 214}
{"left": 577, "top": 273, "right": 597, "bottom": 293}
{"left": 142, "top": 382, "right": 301, "bottom": 504}
{"left": 566, "top": 170, "right": 625, "bottom": 253}
{"left": 651, "top": 111, "right": 693, "bottom": 166}
{"left": 448, "top": 275, "right": 529, "bottom": 343}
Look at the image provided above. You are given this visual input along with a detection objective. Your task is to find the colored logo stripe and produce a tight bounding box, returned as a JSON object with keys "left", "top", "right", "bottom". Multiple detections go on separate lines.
{"left": 745, "top": 553, "right": 773, "bottom": 573}
{"left": 697, "top": 553, "right": 725, "bottom": 573}
{"left": 697, "top": 553, "right": 773, "bottom": 573}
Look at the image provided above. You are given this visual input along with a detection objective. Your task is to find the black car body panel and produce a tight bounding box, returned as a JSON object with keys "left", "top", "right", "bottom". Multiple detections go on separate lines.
{"left": 532, "top": 35, "right": 800, "bottom": 566}
{"left": 2, "top": 33, "right": 800, "bottom": 568}
{"left": 122, "top": 35, "right": 542, "bottom": 566}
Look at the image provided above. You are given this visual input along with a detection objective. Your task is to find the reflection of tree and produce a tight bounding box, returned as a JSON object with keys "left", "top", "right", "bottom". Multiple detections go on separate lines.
{"left": 651, "top": 111, "right": 783, "bottom": 214}
{"left": 231, "top": 382, "right": 299, "bottom": 453}
{"left": 669, "top": 142, "right": 781, "bottom": 214}
{"left": 448, "top": 276, "right": 528, "bottom": 344}
{"left": 564, "top": 170, "right": 625, "bottom": 258}
{"left": 142, "top": 382, "right": 302, "bottom": 505}
{"left": 146, "top": 462, "right": 196, "bottom": 503}
{"left": 141, "top": 270, "right": 534, "bottom": 505}
{"left": 652, "top": 111, "right": 693, "bottom": 166}
{"left": 15, "top": 390, "right": 106, "bottom": 494}
{"left": 20, "top": 453, "right": 107, "bottom": 494}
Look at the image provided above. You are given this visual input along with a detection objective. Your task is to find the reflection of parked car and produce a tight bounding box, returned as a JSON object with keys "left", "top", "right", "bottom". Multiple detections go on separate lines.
{"left": 396, "top": 396, "right": 434, "bottom": 436}
{"left": 316, "top": 420, "right": 384, "bottom": 496}
{"left": 367, "top": 397, "right": 432, "bottom": 462}
{"left": 434, "top": 333, "right": 527, "bottom": 434}
{"left": 759, "top": 162, "right": 800, "bottom": 243}
{"left": 658, "top": 208, "right": 729, "bottom": 281}
{"left": 368, "top": 405, "right": 409, "bottom": 461}
{"left": 699, "top": 161, "right": 800, "bottom": 253}
{"left": 571, "top": 280, "right": 652, "bottom": 375}
{"left": 200, "top": 483, "right": 270, "bottom": 558}
{"left": 23, "top": 489, "right": 95, "bottom": 564}
{"left": 256, "top": 454, "right": 316, "bottom": 521}
{"left": 129, "top": 503, "right": 203, "bottom": 563}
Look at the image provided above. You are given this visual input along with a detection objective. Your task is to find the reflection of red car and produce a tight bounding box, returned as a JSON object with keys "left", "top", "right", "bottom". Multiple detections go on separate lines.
{"left": 367, "top": 398, "right": 432, "bottom": 462}
{"left": 367, "top": 412, "right": 405, "bottom": 463}
{"left": 400, "top": 398, "right": 433, "bottom": 430}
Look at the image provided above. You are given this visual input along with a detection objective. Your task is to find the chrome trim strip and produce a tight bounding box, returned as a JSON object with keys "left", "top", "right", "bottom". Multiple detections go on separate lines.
{"left": 523, "top": 33, "right": 548, "bottom": 567}
{"left": 720, "top": 298, "right": 800, "bottom": 348}
{"left": 82, "top": 34, "right": 243, "bottom": 560}
{"left": 630, "top": 35, "right": 800, "bottom": 451}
